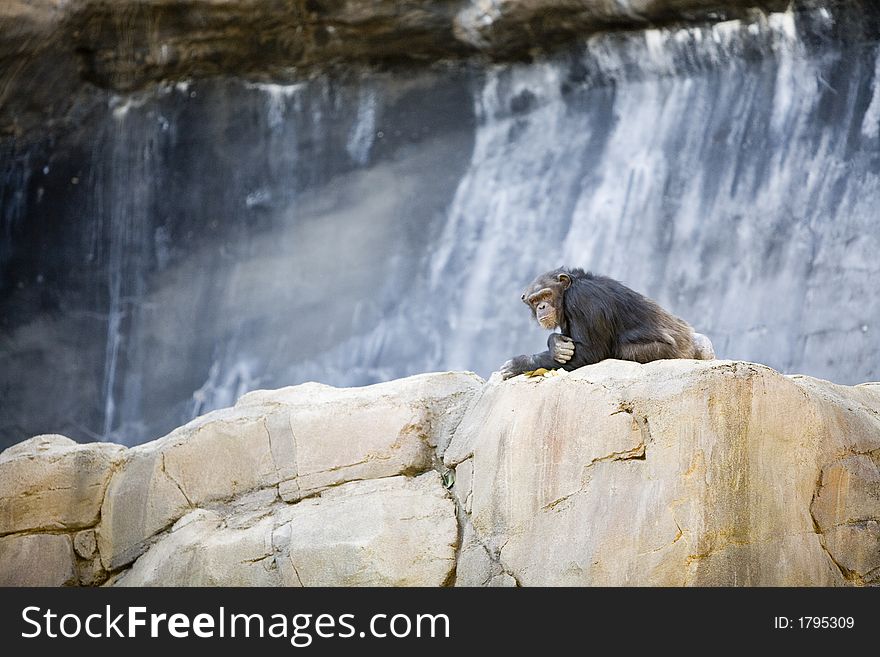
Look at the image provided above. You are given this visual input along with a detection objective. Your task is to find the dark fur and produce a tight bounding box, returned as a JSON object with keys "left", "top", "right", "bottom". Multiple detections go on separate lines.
{"left": 501, "top": 267, "right": 713, "bottom": 379}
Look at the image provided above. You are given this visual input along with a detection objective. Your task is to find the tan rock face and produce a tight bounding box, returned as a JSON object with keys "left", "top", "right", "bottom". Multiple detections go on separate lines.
{"left": 115, "top": 473, "right": 457, "bottom": 587}
{"left": 96, "top": 448, "right": 194, "bottom": 571}
{"left": 0, "top": 372, "right": 477, "bottom": 584}
{"left": 2, "top": 362, "right": 878, "bottom": 587}
{"left": 0, "top": 435, "right": 123, "bottom": 536}
{"left": 114, "top": 506, "right": 281, "bottom": 587}
{"left": 276, "top": 473, "right": 457, "bottom": 586}
{"left": 95, "top": 371, "right": 480, "bottom": 571}
{"left": 810, "top": 454, "right": 880, "bottom": 583}
{"left": 0, "top": 533, "right": 77, "bottom": 586}
{"left": 444, "top": 360, "right": 880, "bottom": 586}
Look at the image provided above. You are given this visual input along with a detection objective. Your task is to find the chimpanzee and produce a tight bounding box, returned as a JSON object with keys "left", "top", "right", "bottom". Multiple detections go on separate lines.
{"left": 500, "top": 267, "right": 714, "bottom": 380}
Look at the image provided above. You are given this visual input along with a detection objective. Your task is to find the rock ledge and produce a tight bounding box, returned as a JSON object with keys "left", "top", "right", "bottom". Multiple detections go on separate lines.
{"left": 1, "top": 361, "right": 878, "bottom": 586}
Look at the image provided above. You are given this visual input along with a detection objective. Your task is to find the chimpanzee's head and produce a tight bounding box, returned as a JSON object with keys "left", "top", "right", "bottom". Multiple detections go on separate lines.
{"left": 521, "top": 268, "right": 572, "bottom": 330}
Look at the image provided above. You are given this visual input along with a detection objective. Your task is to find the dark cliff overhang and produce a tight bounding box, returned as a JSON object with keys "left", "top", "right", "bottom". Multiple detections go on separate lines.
{"left": 0, "top": 0, "right": 853, "bottom": 137}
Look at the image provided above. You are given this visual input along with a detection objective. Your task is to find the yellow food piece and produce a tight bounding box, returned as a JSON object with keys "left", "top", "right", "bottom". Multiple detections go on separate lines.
{"left": 522, "top": 368, "right": 561, "bottom": 379}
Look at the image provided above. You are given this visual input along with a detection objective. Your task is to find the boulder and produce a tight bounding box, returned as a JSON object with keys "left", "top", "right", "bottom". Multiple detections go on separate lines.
{"left": 0, "top": 434, "right": 122, "bottom": 536}
{"left": 0, "top": 533, "right": 77, "bottom": 586}
{"left": 96, "top": 446, "right": 194, "bottom": 571}
{"left": 116, "top": 473, "right": 457, "bottom": 587}
{"left": 113, "top": 502, "right": 281, "bottom": 587}
{"left": 444, "top": 359, "right": 880, "bottom": 586}
{"left": 96, "top": 371, "right": 480, "bottom": 571}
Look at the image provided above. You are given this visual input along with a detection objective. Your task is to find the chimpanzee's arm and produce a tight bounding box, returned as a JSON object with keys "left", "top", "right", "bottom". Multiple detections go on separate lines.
{"left": 500, "top": 332, "right": 608, "bottom": 379}
{"left": 499, "top": 351, "right": 559, "bottom": 380}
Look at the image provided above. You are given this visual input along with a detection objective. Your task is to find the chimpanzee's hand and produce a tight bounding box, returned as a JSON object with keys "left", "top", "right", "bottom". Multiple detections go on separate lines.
{"left": 500, "top": 355, "right": 531, "bottom": 380}
{"left": 549, "top": 334, "right": 575, "bottom": 364}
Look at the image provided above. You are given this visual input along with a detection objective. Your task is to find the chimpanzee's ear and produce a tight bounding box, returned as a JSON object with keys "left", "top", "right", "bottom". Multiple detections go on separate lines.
{"left": 557, "top": 272, "right": 571, "bottom": 289}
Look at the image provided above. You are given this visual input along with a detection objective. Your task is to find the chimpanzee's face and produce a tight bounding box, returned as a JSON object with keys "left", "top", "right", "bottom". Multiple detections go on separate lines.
{"left": 521, "top": 271, "right": 571, "bottom": 330}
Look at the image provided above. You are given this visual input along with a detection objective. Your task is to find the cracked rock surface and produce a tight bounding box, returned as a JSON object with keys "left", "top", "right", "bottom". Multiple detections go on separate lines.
{"left": 444, "top": 359, "right": 880, "bottom": 586}
{"left": 0, "top": 371, "right": 479, "bottom": 586}
{"left": 1, "top": 361, "right": 879, "bottom": 586}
